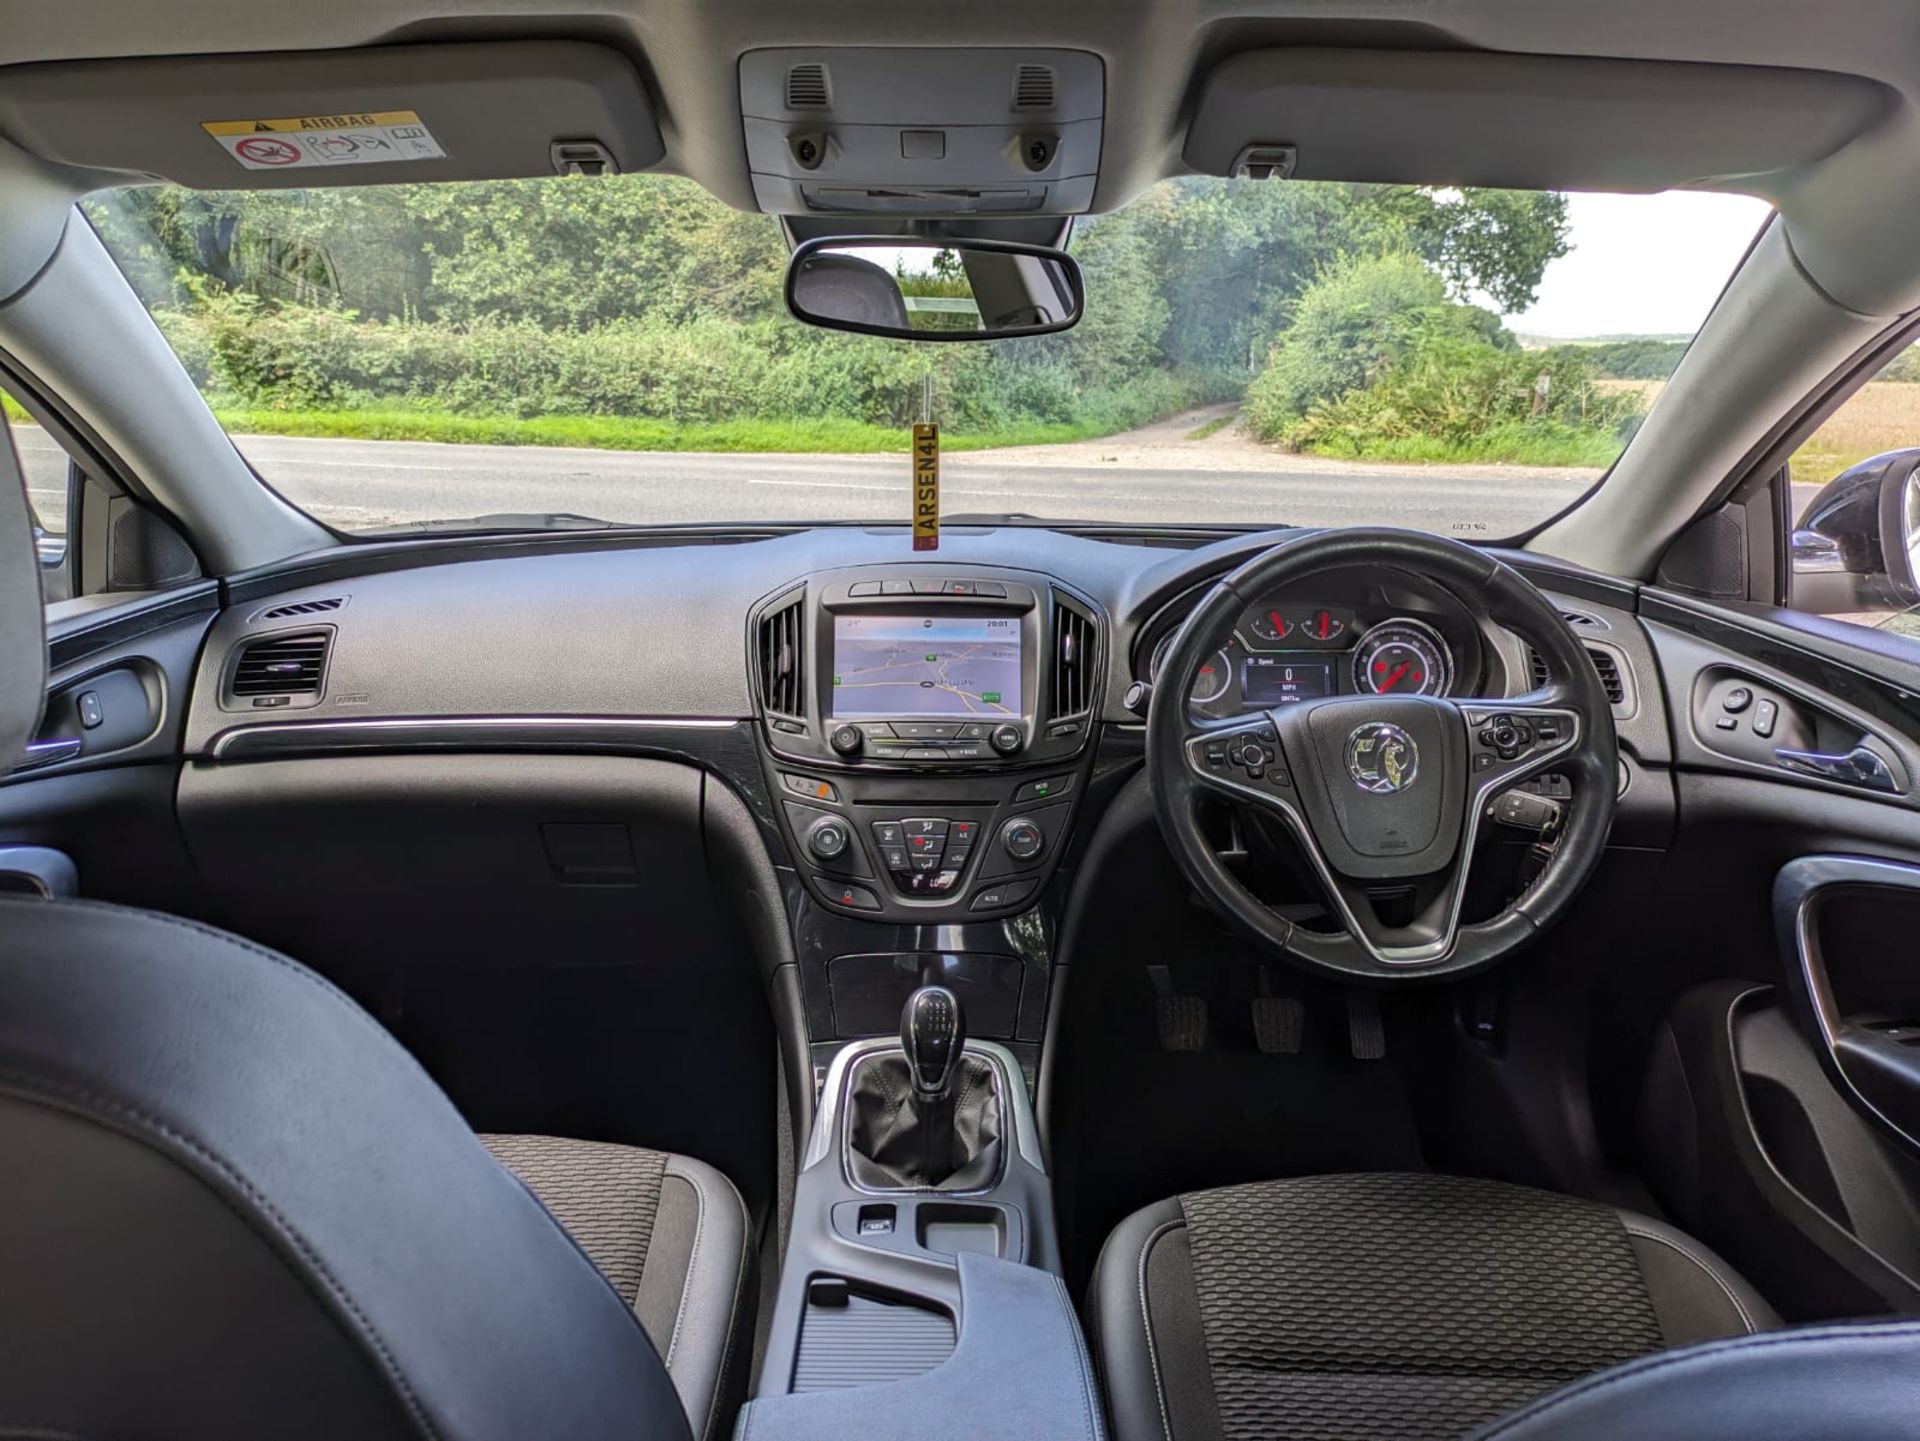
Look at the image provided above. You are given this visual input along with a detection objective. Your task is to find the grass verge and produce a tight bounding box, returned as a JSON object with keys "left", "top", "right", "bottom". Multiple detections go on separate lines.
{"left": 1186, "top": 414, "right": 1235, "bottom": 441}
{"left": 207, "top": 408, "right": 1142, "bottom": 455}
{"left": 1292, "top": 420, "right": 1622, "bottom": 470}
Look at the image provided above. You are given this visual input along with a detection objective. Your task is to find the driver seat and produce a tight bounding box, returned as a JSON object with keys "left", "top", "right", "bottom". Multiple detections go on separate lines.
{"left": 1090, "top": 1172, "right": 1778, "bottom": 1441}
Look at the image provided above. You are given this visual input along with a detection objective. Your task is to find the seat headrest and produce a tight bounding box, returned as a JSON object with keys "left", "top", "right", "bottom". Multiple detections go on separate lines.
{"left": 789, "top": 251, "right": 910, "bottom": 330}
{"left": 0, "top": 411, "right": 46, "bottom": 774}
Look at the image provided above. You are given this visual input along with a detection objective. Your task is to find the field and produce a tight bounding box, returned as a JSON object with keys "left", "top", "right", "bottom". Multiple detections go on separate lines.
{"left": 1598, "top": 378, "right": 1920, "bottom": 486}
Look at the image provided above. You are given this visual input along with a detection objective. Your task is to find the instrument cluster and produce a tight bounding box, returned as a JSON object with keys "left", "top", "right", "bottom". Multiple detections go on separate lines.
{"left": 1145, "top": 591, "right": 1484, "bottom": 719}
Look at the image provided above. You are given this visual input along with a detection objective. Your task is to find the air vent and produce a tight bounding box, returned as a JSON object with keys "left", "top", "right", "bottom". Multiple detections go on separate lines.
{"left": 1560, "top": 609, "right": 1600, "bottom": 627}
{"left": 756, "top": 595, "right": 807, "bottom": 718}
{"left": 231, "top": 630, "right": 331, "bottom": 697}
{"left": 1529, "top": 644, "right": 1626, "bottom": 706}
{"left": 1051, "top": 595, "right": 1097, "bottom": 720}
{"left": 257, "top": 596, "right": 346, "bottom": 621}
{"left": 786, "top": 63, "right": 830, "bottom": 109}
{"left": 1012, "top": 64, "right": 1055, "bottom": 111}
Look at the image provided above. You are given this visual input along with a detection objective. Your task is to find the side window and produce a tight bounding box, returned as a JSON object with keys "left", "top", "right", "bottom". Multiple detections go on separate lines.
{"left": 1785, "top": 342, "right": 1920, "bottom": 647}
{"left": 2, "top": 384, "right": 73, "bottom": 602}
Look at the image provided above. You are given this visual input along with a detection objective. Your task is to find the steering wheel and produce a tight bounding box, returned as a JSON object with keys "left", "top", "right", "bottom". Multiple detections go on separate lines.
{"left": 1147, "top": 529, "right": 1617, "bottom": 982}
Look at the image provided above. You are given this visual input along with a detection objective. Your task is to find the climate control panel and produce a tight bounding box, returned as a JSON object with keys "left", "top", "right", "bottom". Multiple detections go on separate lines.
{"left": 769, "top": 758, "right": 1080, "bottom": 921}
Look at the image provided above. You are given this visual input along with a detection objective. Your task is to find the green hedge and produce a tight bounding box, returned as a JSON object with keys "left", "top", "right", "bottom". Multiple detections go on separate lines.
{"left": 156, "top": 293, "right": 1237, "bottom": 437}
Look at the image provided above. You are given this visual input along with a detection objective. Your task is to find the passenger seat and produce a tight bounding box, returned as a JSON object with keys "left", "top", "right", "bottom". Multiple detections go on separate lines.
{"left": 479, "top": 1134, "right": 749, "bottom": 1439}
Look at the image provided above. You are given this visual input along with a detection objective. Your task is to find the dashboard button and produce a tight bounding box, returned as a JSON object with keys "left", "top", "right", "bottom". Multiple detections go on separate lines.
{"left": 881, "top": 579, "right": 914, "bottom": 596}
{"left": 830, "top": 882, "right": 882, "bottom": 912}
{"left": 895, "top": 722, "right": 961, "bottom": 739}
{"left": 944, "top": 579, "right": 977, "bottom": 595}
{"left": 970, "top": 877, "right": 1037, "bottom": 912}
{"left": 1012, "top": 775, "right": 1074, "bottom": 804}
{"left": 1723, "top": 686, "right": 1753, "bottom": 714}
{"left": 849, "top": 581, "right": 880, "bottom": 597}
{"left": 782, "top": 773, "right": 840, "bottom": 803}
{"left": 1753, "top": 698, "right": 1779, "bottom": 738}
{"left": 975, "top": 581, "right": 1008, "bottom": 598}
{"left": 880, "top": 845, "right": 910, "bottom": 871}
{"left": 957, "top": 722, "right": 988, "bottom": 740}
{"left": 905, "top": 747, "right": 948, "bottom": 760}
{"left": 871, "top": 821, "right": 904, "bottom": 846}
{"left": 903, "top": 817, "right": 949, "bottom": 837}
{"left": 911, "top": 578, "right": 946, "bottom": 595}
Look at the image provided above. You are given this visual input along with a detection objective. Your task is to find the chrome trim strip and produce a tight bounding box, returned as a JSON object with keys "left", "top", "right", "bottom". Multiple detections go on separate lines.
{"left": 207, "top": 715, "right": 743, "bottom": 760}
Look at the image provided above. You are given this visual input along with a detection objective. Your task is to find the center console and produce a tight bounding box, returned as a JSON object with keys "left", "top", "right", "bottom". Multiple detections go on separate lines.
{"left": 750, "top": 566, "right": 1102, "bottom": 925}
{"left": 739, "top": 990, "right": 1102, "bottom": 1441}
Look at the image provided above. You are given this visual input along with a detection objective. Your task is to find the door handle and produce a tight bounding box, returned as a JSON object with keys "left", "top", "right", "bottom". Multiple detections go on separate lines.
{"left": 1773, "top": 743, "right": 1900, "bottom": 793}
{"left": 9, "top": 737, "right": 83, "bottom": 775}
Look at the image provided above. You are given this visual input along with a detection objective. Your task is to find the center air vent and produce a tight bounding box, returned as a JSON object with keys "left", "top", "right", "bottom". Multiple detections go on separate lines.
{"left": 1529, "top": 644, "right": 1627, "bottom": 707}
{"left": 230, "top": 630, "right": 332, "bottom": 698}
{"left": 786, "top": 63, "right": 830, "bottom": 109}
{"left": 1012, "top": 64, "right": 1055, "bottom": 110}
{"left": 756, "top": 594, "right": 807, "bottom": 718}
{"left": 1051, "top": 595, "right": 1097, "bottom": 720}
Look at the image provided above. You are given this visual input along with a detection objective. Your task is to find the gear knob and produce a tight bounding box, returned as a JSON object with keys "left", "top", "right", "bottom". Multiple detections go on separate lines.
{"left": 901, "top": 985, "right": 966, "bottom": 1102}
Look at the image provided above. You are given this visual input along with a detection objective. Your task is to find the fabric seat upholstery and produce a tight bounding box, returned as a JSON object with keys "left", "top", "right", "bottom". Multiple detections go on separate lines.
{"left": 1089, "top": 1172, "right": 1776, "bottom": 1441}
{"left": 480, "top": 1134, "right": 750, "bottom": 1441}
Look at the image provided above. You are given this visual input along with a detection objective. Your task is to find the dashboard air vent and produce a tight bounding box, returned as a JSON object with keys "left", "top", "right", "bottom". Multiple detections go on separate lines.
{"left": 786, "top": 63, "right": 830, "bottom": 109}
{"left": 231, "top": 630, "right": 331, "bottom": 697}
{"left": 257, "top": 596, "right": 346, "bottom": 620}
{"left": 1012, "top": 64, "right": 1055, "bottom": 110}
{"left": 1529, "top": 644, "right": 1626, "bottom": 706}
{"left": 1051, "top": 595, "right": 1096, "bottom": 720}
{"left": 757, "top": 595, "right": 807, "bottom": 718}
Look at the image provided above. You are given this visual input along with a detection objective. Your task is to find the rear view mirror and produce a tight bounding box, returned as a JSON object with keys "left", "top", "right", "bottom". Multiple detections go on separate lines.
{"left": 1791, "top": 449, "right": 1920, "bottom": 612}
{"left": 785, "top": 236, "right": 1083, "bottom": 342}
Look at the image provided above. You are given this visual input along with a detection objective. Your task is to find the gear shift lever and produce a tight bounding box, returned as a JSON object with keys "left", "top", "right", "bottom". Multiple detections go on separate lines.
{"left": 845, "top": 986, "right": 999, "bottom": 1190}
{"left": 901, "top": 985, "right": 965, "bottom": 1102}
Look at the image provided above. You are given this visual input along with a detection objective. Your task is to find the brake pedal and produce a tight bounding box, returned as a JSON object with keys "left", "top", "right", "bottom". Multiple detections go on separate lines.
{"left": 1147, "top": 964, "right": 1207, "bottom": 1052}
{"left": 1251, "top": 997, "right": 1304, "bottom": 1054}
{"left": 1346, "top": 987, "right": 1386, "bottom": 1061}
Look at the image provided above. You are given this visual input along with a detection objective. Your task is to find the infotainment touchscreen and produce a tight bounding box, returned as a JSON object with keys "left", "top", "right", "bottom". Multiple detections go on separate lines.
{"left": 831, "top": 615, "right": 1022, "bottom": 718}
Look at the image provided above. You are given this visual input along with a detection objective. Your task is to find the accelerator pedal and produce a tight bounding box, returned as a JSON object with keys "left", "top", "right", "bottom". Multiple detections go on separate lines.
{"left": 1147, "top": 964, "right": 1207, "bottom": 1052}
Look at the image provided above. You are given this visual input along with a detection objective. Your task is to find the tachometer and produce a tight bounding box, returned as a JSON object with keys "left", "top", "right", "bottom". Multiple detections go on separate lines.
{"left": 1351, "top": 619, "right": 1453, "bottom": 697}
{"left": 1150, "top": 633, "right": 1235, "bottom": 707}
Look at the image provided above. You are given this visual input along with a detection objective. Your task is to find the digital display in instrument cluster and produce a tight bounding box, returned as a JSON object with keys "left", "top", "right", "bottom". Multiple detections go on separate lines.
{"left": 1242, "top": 656, "right": 1333, "bottom": 705}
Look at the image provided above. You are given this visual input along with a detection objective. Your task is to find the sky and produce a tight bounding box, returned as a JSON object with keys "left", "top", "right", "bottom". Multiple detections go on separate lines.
{"left": 1497, "top": 190, "right": 1775, "bottom": 338}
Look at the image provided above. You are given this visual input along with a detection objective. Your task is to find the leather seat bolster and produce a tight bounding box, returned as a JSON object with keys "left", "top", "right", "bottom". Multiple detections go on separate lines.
{"left": 1618, "top": 1212, "right": 1778, "bottom": 1345}
{"left": 1088, "top": 1197, "right": 1224, "bottom": 1441}
{"left": 644, "top": 1153, "right": 752, "bottom": 1441}
{"left": 1469, "top": 1320, "right": 1920, "bottom": 1441}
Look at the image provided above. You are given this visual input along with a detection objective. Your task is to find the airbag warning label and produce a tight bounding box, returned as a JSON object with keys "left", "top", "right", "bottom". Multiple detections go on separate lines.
{"left": 202, "top": 111, "right": 446, "bottom": 170}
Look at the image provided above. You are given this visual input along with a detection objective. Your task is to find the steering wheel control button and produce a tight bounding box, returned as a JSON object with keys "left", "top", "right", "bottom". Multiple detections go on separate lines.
{"left": 831, "top": 882, "right": 882, "bottom": 912}
{"left": 1001, "top": 816, "right": 1046, "bottom": 862}
{"left": 829, "top": 723, "right": 864, "bottom": 757}
{"left": 1723, "top": 686, "right": 1754, "bottom": 714}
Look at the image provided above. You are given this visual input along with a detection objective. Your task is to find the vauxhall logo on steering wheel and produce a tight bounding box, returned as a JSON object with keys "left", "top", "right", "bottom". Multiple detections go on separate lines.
{"left": 1346, "top": 722, "right": 1419, "bottom": 794}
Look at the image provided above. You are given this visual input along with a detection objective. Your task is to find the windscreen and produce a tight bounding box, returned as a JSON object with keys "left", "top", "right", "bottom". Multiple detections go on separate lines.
{"left": 79, "top": 178, "right": 1771, "bottom": 537}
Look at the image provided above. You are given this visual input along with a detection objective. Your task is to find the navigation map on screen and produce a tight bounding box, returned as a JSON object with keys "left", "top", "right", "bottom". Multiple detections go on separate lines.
{"left": 831, "top": 615, "right": 1022, "bottom": 718}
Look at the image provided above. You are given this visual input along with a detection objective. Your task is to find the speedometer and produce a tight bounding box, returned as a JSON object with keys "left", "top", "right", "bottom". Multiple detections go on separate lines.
{"left": 1351, "top": 619, "right": 1453, "bottom": 697}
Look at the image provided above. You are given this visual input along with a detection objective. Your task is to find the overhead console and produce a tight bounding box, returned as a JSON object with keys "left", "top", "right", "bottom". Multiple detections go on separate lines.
{"left": 738, "top": 48, "right": 1103, "bottom": 216}
{"left": 750, "top": 567, "right": 1101, "bottom": 921}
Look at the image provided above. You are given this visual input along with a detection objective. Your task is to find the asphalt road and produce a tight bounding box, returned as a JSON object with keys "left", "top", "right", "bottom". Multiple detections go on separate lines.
{"left": 12, "top": 423, "right": 1824, "bottom": 536}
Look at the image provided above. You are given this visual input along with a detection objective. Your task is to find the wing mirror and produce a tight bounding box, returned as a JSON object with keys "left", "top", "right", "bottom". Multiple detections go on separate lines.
{"left": 784, "top": 236, "right": 1083, "bottom": 342}
{"left": 1790, "top": 450, "right": 1920, "bottom": 613}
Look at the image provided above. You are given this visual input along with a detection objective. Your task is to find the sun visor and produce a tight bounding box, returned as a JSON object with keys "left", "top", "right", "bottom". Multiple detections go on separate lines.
{"left": 1184, "top": 48, "right": 1891, "bottom": 193}
{"left": 0, "top": 41, "right": 664, "bottom": 189}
